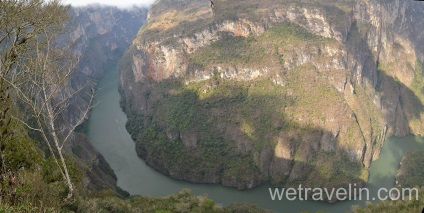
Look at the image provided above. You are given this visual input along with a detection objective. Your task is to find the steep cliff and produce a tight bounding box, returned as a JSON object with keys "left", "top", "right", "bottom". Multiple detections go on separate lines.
{"left": 69, "top": 6, "right": 148, "bottom": 78}
{"left": 62, "top": 6, "right": 147, "bottom": 192}
{"left": 119, "top": 0, "right": 424, "bottom": 198}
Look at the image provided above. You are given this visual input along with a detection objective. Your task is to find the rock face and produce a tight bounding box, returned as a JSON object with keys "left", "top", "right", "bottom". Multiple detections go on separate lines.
{"left": 62, "top": 6, "right": 147, "bottom": 192}
{"left": 60, "top": 6, "right": 148, "bottom": 125}
{"left": 120, "top": 0, "right": 424, "bottom": 194}
{"left": 69, "top": 6, "right": 148, "bottom": 79}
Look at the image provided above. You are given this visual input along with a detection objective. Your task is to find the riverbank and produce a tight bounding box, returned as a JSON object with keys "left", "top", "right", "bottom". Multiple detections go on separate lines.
{"left": 87, "top": 68, "right": 424, "bottom": 213}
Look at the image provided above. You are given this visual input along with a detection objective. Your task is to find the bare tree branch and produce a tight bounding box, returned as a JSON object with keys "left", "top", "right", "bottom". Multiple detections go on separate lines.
{"left": 10, "top": 115, "right": 41, "bottom": 132}
{"left": 0, "top": 0, "right": 84, "bottom": 200}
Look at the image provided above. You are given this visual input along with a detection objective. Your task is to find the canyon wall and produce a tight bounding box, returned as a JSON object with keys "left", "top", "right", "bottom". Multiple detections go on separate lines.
{"left": 63, "top": 6, "right": 147, "bottom": 192}
{"left": 119, "top": 0, "right": 424, "bottom": 200}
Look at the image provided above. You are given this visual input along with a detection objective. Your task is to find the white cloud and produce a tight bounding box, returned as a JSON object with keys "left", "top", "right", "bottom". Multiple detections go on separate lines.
{"left": 64, "top": 0, "right": 156, "bottom": 8}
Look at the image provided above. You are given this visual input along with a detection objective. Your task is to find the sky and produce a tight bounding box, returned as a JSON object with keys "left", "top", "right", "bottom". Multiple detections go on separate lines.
{"left": 64, "top": 0, "right": 156, "bottom": 8}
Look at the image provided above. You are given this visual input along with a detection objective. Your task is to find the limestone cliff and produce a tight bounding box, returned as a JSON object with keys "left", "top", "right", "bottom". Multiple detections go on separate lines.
{"left": 119, "top": 0, "right": 424, "bottom": 199}
{"left": 69, "top": 6, "right": 147, "bottom": 78}
{"left": 61, "top": 6, "right": 147, "bottom": 192}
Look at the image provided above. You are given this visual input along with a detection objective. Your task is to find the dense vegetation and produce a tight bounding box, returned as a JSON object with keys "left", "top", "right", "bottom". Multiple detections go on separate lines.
{"left": 353, "top": 189, "right": 424, "bottom": 213}
{"left": 2, "top": 0, "right": 424, "bottom": 212}
{"left": 0, "top": 120, "right": 74, "bottom": 212}
{"left": 121, "top": 1, "right": 424, "bottom": 211}
{"left": 124, "top": 21, "right": 370, "bottom": 192}
{"left": 127, "top": 74, "right": 366, "bottom": 191}
{"left": 188, "top": 22, "right": 328, "bottom": 70}
{"left": 397, "top": 151, "right": 424, "bottom": 189}
{"left": 0, "top": 1, "right": 271, "bottom": 212}
{"left": 0, "top": 118, "right": 269, "bottom": 211}
{"left": 69, "top": 189, "right": 273, "bottom": 213}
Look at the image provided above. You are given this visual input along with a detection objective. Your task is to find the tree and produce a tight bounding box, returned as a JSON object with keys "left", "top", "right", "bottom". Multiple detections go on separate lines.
{"left": 0, "top": 0, "right": 94, "bottom": 199}
{"left": 1, "top": 0, "right": 69, "bottom": 81}
{"left": 0, "top": 0, "right": 65, "bottom": 190}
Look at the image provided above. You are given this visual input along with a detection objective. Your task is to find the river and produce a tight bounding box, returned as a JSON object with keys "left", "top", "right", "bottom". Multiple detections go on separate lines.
{"left": 86, "top": 68, "right": 424, "bottom": 212}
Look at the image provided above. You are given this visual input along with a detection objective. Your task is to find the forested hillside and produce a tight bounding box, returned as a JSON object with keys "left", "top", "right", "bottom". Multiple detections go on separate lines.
{"left": 0, "top": 0, "right": 271, "bottom": 212}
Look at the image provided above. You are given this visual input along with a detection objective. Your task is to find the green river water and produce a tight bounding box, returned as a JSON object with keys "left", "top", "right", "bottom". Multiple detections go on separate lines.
{"left": 87, "top": 68, "right": 424, "bottom": 212}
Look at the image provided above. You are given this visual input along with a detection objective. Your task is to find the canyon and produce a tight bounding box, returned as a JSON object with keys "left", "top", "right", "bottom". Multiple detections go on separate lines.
{"left": 61, "top": 5, "right": 147, "bottom": 193}
{"left": 119, "top": 0, "right": 424, "bottom": 201}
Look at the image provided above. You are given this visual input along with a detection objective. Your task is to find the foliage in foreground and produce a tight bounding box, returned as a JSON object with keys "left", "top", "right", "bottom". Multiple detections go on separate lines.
{"left": 68, "top": 189, "right": 273, "bottom": 213}
{"left": 0, "top": 125, "right": 272, "bottom": 213}
{"left": 353, "top": 189, "right": 424, "bottom": 213}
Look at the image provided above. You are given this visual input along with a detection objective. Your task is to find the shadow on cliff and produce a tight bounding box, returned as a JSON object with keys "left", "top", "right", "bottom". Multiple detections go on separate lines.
{"left": 121, "top": 11, "right": 424, "bottom": 201}
{"left": 377, "top": 70, "right": 424, "bottom": 132}
{"left": 347, "top": 21, "right": 424, "bottom": 136}
{"left": 124, "top": 77, "right": 367, "bottom": 200}
{"left": 336, "top": 21, "right": 424, "bottom": 188}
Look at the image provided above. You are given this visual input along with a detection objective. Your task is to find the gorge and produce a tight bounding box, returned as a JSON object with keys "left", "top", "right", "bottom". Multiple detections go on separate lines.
{"left": 82, "top": 0, "right": 424, "bottom": 212}
{"left": 119, "top": 0, "right": 424, "bottom": 195}
{"left": 7, "top": 0, "right": 423, "bottom": 212}
{"left": 88, "top": 60, "right": 424, "bottom": 212}
{"left": 55, "top": 0, "right": 424, "bottom": 212}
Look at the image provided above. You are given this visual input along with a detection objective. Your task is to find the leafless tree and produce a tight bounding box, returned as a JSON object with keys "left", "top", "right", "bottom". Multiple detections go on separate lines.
{"left": 1, "top": 0, "right": 67, "bottom": 179}
{"left": 0, "top": 0, "right": 94, "bottom": 199}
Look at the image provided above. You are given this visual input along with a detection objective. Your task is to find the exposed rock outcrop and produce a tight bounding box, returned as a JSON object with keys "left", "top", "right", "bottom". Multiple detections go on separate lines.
{"left": 62, "top": 6, "right": 147, "bottom": 192}
{"left": 120, "top": 0, "right": 424, "bottom": 195}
